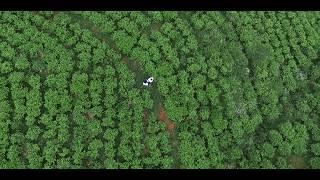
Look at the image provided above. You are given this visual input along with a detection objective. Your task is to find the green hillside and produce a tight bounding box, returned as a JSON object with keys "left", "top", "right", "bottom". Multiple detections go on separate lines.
{"left": 0, "top": 11, "right": 320, "bottom": 169}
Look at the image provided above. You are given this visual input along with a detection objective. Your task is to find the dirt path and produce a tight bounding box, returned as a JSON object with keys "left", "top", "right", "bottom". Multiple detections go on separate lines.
{"left": 67, "top": 12, "right": 180, "bottom": 168}
{"left": 125, "top": 54, "right": 180, "bottom": 167}
{"left": 158, "top": 105, "right": 180, "bottom": 168}
{"left": 142, "top": 109, "right": 150, "bottom": 157}
{"left": 158, "top": 106, "right": 175, "bottom": 134}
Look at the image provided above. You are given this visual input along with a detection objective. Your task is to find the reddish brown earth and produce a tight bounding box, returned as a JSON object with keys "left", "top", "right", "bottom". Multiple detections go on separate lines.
{"left": 158, "top": 105, "right": 180, "bottom": 168}
{"left": 158, "top": 106, "right": 176, "bottom": 134}
{"left": 142, "top": 106, "right": 177, "bottom": 158}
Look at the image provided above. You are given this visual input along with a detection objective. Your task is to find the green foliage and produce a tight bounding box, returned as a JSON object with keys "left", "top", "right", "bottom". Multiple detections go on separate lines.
{"left": 310, "top": 157, "right": 320, "bottom": 169}
{"left": 112, "top": 30, "right": 137, "bottom": 55}
{"left": 0, "top": 11, "right": 319, "bottom": 169}
{"left": 1, "top": 61, "right": 13, "bottom": 73}
{"left": 311, "top": 143, "right": 320, "bottom": 156}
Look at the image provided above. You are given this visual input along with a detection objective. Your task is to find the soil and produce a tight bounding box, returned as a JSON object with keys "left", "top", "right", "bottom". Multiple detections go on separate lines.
{"left": 66, "top": 13, "right": 180, "bottom": 166}
{"left": 158, "top": 105, "right": 180, "bottom": 168}
{"left": 158, "top": 105, "right": 176, "bottom": 134}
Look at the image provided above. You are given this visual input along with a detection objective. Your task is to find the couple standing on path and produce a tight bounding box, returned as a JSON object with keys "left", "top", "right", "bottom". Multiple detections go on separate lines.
{"left": 143, "top": 76, "right": 154, "bottom": 86}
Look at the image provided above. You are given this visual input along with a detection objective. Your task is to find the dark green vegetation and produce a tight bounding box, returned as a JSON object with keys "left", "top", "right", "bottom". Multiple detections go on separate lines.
{"left": 0, "top": 11, "right": 320, "bottom": 169}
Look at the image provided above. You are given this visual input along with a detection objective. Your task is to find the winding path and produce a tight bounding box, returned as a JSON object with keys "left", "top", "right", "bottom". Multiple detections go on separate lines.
{"left": 67, "top": 12, "right": 180, "bottom": 168}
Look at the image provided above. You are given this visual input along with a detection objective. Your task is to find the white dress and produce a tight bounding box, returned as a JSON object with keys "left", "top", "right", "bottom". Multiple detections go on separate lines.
{"left": 147, "top": 77, "right": 154, "bottom": 83}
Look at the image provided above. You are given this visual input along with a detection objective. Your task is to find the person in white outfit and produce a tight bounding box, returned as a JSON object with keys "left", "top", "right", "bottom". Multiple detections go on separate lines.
{"left": 147, "top": 77, "right": 154, "bottom": 83}
{"left": 143, "top": 76, "right": 154, "bottom": 86}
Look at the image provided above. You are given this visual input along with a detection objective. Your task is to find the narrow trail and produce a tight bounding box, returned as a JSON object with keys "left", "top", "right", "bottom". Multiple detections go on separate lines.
{"left": 142, "top": 109, "right": 150, "bottom": 157}
{"left": 126, "top": 58, "right": 180, "bottom": 167}
{"left": 158, "top": 105, "right": 180, "bottom": 168}
{"left": 67, "top": 12, "right": 180, "bottom": 168}
{"left": 158, "top": 106, "right": 175, "bottom": 134}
